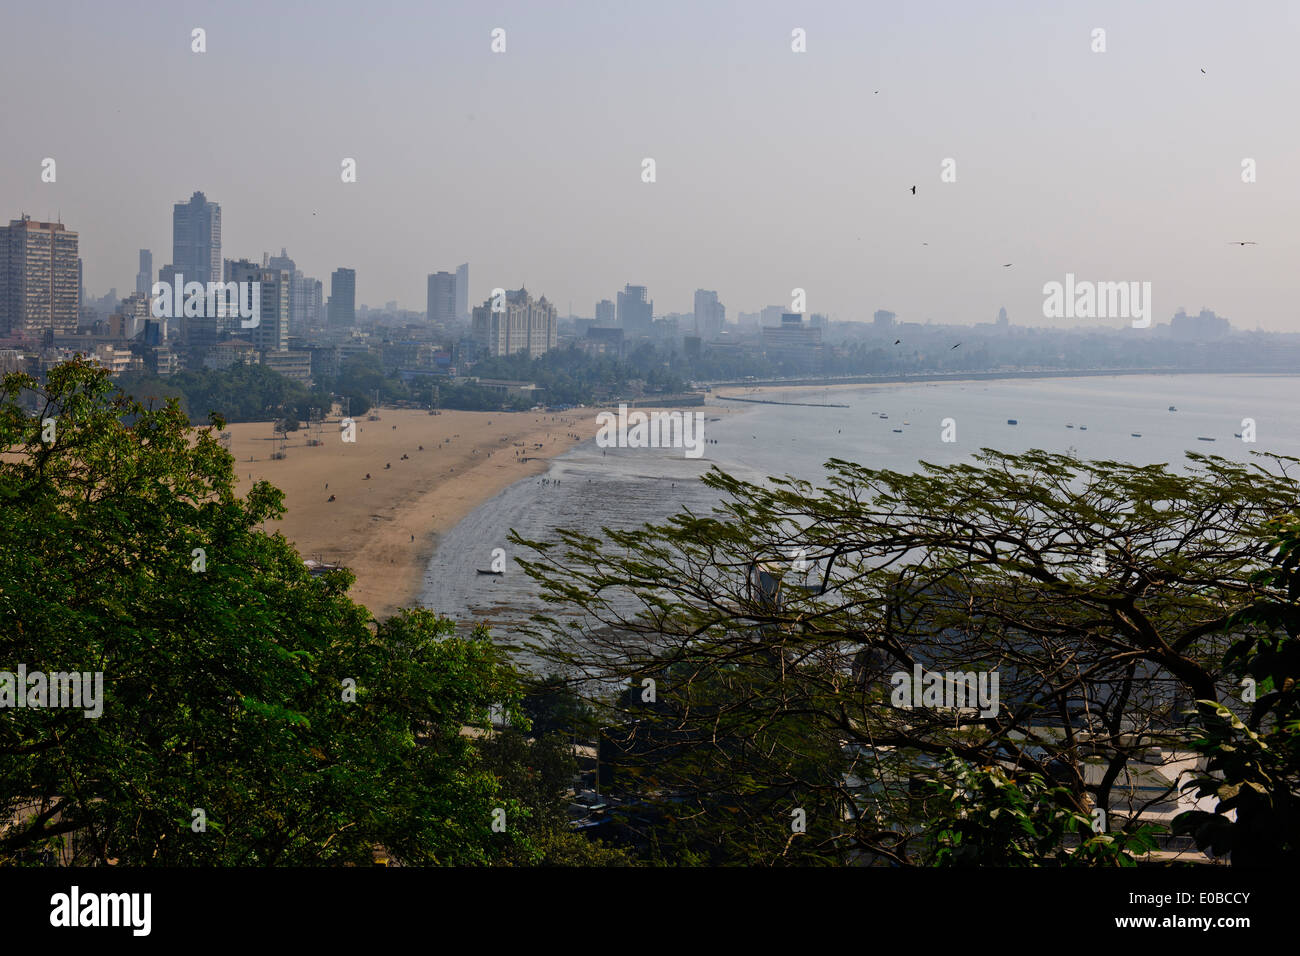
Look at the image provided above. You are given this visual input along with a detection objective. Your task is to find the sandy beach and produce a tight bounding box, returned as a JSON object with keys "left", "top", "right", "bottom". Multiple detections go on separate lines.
{"left": 224, "top": 408, "right": 604, "bottom": 619}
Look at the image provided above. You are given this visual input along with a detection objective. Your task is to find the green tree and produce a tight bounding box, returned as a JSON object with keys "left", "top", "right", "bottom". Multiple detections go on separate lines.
{"left": 922, "top": 754, "right": 1158, "bottom": 866}
{"left": 1174, "top": 513, "right": 1300, "bottom": 865}
{"left": 513, "top": 449, "right": 1300, "bottom": 864}
{"left": 0, "top": 358, "right": 534, "bottom": 865}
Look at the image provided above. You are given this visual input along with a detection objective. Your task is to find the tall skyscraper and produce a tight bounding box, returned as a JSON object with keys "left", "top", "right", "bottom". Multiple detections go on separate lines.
{"left": 0, "top": 216, "right": 80, "bottom": 338}
{"left": 455, "top": 263, "right": 469, "bottom": 321}
{"left": 327, "top": 268, "right": 356, "bottom": 327}
{"left": 595, "top": 299, "right": 615, "bottom": 325}
{"left": 227, "top": 259, "right": 290, "bottom": 352}
{"left": 136, "top": 250, "right": 153, "bottom": 296}
{"left": 172, "top": 191, "right": 221, "bottom": 286}
{"left": 617, "top": 284, "right": 653, "bottom": 337}
{"left": 471, "top": 287, "right": 557, "bottom": 358}
{"left": 427, "top": 271, "right": 457, "bottom": 327}
{"left": 693, "top": 289, "right": 725, "bottom": 340}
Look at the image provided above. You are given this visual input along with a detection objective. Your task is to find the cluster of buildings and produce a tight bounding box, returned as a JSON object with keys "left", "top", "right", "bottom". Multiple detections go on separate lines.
{"left": 562, "top": 283, "right": 828, "bottom": 372}
{"left": 0, "top": 188, "right": 580, "bottom": 395}
{"left": 0, "top": 194, "right": 484, "bottom": 390}
{"left": 13, "top": 196, "right": 1263, "bottom": 395}
{"left": 0, "top": 193, "right": 362, "bottom": 383}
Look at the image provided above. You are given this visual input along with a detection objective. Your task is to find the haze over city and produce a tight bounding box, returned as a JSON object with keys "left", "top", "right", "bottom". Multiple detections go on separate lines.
{"left": 3, "top": 0, "right": 1298, "bottom": 328}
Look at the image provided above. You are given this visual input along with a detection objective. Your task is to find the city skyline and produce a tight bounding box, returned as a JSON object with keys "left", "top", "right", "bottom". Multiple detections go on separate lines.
{"left": 3, "top": 1, "right": 1297, "bottom": 330}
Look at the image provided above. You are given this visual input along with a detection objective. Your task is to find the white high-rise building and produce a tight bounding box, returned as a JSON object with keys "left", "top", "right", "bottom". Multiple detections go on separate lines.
{"left": 471, "top": 287, "right": 557, "bottom": 358}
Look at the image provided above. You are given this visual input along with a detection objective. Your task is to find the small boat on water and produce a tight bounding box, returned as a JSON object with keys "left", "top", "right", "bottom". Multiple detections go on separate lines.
{"left": 880, "top": 414, "right": 888, "bottom": 420}
{"left": 892, "top": 428, "right": 903, "bottom": 433}
{"left": 1197, "top": 436, "right": 1216, "bottom": 442}
{"left": 1007, "top": 419, "right": 1018, "bottom": 425}
{"left": 1168, "top": 406, "right": 1177, "bottom": 411}
{"left": 1131, "top": 433, "right": 1141, "bottom": 437}
{"left": 476, "top": 569, "right": 504, "bottom": 576}
{"left": 1066, "top": 424, "right": 1074, "bottom": 429}
{"left": 1234, "top": 432, "right": 1242, "bottom": 438}
{"left": 1079, "top": 425, "right": 1087, "bottom": 430}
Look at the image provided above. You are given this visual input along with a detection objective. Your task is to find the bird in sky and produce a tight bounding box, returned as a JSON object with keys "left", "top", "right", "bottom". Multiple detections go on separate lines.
{"left": 951, "top": 343, "right": 961, "bottom": 349}
{"left": 1003, "top": 263, "right": 1013, "bottom": 267}
{"left": 1201, "top": 68, "right": 1207, "bottom": 73}
{"left": 910, "top": 185, "right": 917, "bottom": 194}
{"left": 894, "top": 339, "right": 901, "bottom": 345}
{"left": 1228, "top": 240, "right": 1258, "bottom": 245}
{"left": 922, "top": 241, "right": 929, "bottom": 246}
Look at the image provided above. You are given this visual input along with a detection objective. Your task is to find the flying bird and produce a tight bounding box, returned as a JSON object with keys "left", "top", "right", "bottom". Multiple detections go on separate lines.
{"left": 951, "top": 343, "right": 961, "bottom": 349}
{"left": 1201, "top": 68, "right": 1206, "bottom": 74}
{"left": 1002, "top": 263, "right": 1013, "bottom": 267}
{"left": 1228, "top": 241, "right": 1258, "bottom": 245}
{"left": 893, "top": 339, "right": 901, "bottom": 345}
{"left": 910, "top": 185, "right": 917, "bottom": 194}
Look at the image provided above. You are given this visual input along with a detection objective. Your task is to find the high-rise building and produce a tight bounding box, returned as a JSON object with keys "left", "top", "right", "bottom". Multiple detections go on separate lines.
{"left": 873, "top": 309, "right": 896, "bottom": 331}
{"left": 595, "top": 299, "right": 615, "bottom": 326}
{"left": 617, "top": 284, "right": 653, "bottom": 337}
{"left": 266, "top": 248, "right": 293, "bottom": 274}
{"left": 996, "top": 306, "right": 1009, "bottom": 327}
{"left": 304, "top": 277, "right": 323, "bottom": 327}
{"left": 327, "top": 268, "right": 356, "bottom": 327}
{"left": 761, "top": 313, "right": 823, "bottom": 372}
{"left": 455, "top": 262, "right": 469, "bottom": 321}
{"left": 427, "top": 271, "right": 457, "bottom": 327}
{"left": 693, "top": 289, "right": 725, "bottom": 340}
{"left": 172, "top": 191, "right": 221, "bottom": 286}
{"left": 471, "top": 287, "right": 557, "bottom": 358}
{"left": 227, "top": 259, "right": 290, "bottom": 352}
{"left": 266, "top": 248, "right": 317, "bottom": 335}
{"left": 136, "top": 250, "right": 153, "bottom": 296}
{"left": 0, "top": 216, "right": 80, "bottom": 338}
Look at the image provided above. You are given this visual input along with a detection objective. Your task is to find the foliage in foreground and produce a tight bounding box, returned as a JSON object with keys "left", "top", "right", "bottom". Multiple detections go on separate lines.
{"left": 514, "top": 448, "right": 1300, "bottom": 864}
{"left": 0, "top": 359, "right": 613, "bottom": 865}
{"left": 1174, "top": 514, "right": 1300, "bottom": 865}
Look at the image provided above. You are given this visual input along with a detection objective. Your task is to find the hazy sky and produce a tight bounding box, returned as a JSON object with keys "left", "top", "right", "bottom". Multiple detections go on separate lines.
{"left": 4, "top": 1, "right": 1298, "bottom": 329}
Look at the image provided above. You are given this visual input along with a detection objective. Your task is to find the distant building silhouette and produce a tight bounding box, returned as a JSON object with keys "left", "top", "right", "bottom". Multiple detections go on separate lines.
{"left": 617, "top": 284, "right": 653, "bottom": 337}
{"left": 172, "top": 191, "right": 221, "bottom": 285}
{"left": 1170, "top": 308, "right": 1229, "bottom": 340}
{"left": 761, "top": 313, "right": 823, "bottom": 372}
{"left": 693, "top": 289, "right": 725, "bottom": 340}
{"left": 136, "top": 249, "right": 153, "bottom": 296}
{"left": 427, "top": 271, "right": 457, "bottom": 327}
{"left": 455, "top": 263, "right": 469, "bottom": 321}
{"left": 327, "top": 268, "right": 356, "bottom": 327}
